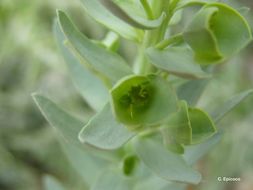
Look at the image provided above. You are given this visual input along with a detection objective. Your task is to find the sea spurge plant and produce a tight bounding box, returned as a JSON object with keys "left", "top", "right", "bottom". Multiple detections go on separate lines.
{"left": 33, "top": 0, "right": 253, "bottom": 189}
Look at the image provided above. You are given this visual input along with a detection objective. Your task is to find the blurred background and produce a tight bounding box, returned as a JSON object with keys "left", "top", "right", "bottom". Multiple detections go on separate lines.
{"left": 0, "top": 0, "right": 252, "bottom": 190}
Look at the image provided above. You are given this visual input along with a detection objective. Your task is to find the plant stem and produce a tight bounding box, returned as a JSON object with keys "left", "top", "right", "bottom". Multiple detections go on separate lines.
{"left": 140, "top": 0, "right": 154, "bottom": 19}
{"left": 134, "top": 0, "right": 181, "bottom": 75}
{"left": 155, "top": 33, "right": 183, "bottom": 49}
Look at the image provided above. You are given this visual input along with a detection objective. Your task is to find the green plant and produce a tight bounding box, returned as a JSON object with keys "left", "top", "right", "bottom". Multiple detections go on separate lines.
{"left": 33, "top": 0, "right": 253, "bottom": 189}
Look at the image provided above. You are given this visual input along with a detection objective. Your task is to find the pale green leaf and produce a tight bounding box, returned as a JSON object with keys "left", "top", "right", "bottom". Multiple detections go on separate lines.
{"left": 91, "top": 169, "right": 132, "bottom": 190}
{"left": 100, "top": 0, "right": 165, "bottom": 29}
{"left": 177, "top": 79, "right": 209, "bottom": 106}
{"left": 79, "top": 103, "right": 135, "bottom": 150}
{"left": 32, "top": 94, "right": 82, "bottom": 144}
{"left": 146, "top": 47, "right": 210, "bottom": 79}
{"left": 80, "top": 0, "right": 142, "bottom": 41}
{"left": 32, "top": 94, "right": 112, "bottom": 186}
{"left": 57, "top": 10, "right": 132, "bottom": 84}
{"left": 134, "top": 137, "right": 202, "bottom": 184}
{"left": 183, "top": 132, "right": 222, "bottom": 165}
{"left": 60, "top": 140, "right": 108, "bottom": 187}
{"left": 210, "top": 89, "right": 253, "bottom": 123}
{"left": 54, "top": 21, "right": 108, "bottom": 111}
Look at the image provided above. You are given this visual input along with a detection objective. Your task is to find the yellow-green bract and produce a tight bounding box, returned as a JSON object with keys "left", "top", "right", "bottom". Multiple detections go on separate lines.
{"left": 110, "top": 75, "right": 178, "bottom": 128}
{"left": 183, "top": 3, "right": 252, "bottom": 64}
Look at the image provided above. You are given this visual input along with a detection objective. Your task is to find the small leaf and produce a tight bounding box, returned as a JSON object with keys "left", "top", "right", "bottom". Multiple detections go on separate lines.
{"left": 146, "top": 47, "right": 211, "bottom": 79}
{"left": 177, "top": 79, "right": 209, "bottom": 106}
{"left": 210, "top": 89, "right": 253, "bottom": 123}
{"left": 110, "top": 75, "right": 178, "bottom": 127}
{"left": 100, "top": 0, "right": 165, "bottom": 29}
{"left": 188, "top": 107, "right": 217, "bottom": 144}
{"left": 79, "top": 103, "right": 135, "bottom": 150}
{"left": 91, "top": 169, "right": 132, "bottom": 190}
{"left": 183, "top": 132, "right": 222, "bottom": 165}
{"left": 122, "top": 155, "right": 139, "bottom": 176}
{"left": 134, "top": 137, "right": 202, "bottom": 184}
{"left": 80, "top": 0, "right": 142, "bottom": 41}
{"left": 57, "top": 10, "right": 132, "bottom": 84}
{"left": 183, "top": 3, "right": 252, "bottom": 64}
{"left": 53, "top": 21, "right": 108, "bottom": 111}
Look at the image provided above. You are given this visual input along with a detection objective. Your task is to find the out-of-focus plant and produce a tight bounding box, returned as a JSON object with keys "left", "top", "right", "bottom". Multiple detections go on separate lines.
{"left": 0, "top": 0, "right": 98, "bottom": 189}
{"left": 33, "top": 0, "right": 253, "bottom": 189}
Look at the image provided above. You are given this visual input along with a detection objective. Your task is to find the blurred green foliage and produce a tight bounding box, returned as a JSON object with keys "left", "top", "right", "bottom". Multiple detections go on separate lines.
{"left": 0, "top": 0, "right": 253, "bottom": 190}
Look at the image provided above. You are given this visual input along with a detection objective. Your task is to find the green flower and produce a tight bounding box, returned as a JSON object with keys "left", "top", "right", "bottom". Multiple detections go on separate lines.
{"left": 110, "top": 75, "right": 178, "bottom": 128}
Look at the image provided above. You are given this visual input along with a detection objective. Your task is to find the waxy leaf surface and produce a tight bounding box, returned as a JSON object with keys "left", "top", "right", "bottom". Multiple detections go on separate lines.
{"left": 57, "top": 10, "right": 132, "bottom": 84}
{"left": 54, "top": 21, "right": 108, "bottom": 111}
{"left": 146, "top": 47, "right": 210, "bottom": 79}
{"left": 134, "top": 137, "right": 202, "bottom": 184}
{"left": 80, "top": 0, "right": 142, "bottom": 41}
{"left": 79, "top": 103, "right": 135, "bottom": 150}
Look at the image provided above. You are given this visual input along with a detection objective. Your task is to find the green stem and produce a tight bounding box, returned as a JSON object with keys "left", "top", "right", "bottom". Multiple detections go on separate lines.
{"left": 140, "top": 0, "right": 154, "bottom": 19}
{"left": 155, "top": 33, "right": 183, "bottom": 49}
{"left": 134, "top": 0, "right": 181, "bottom": 75}
{"left": 156, "top": 0, "right": 181, "bottom": 41}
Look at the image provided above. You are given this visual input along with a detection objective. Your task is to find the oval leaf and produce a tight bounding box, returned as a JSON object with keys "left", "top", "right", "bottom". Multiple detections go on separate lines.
{"left": 79, "top": 103, "right": 135, "bottom": 150}
{"left": 146, "top": 47, "right": 211, "bottom": 79}
{"left": 134, "top": 137, "right": 202, "bottom": 184}
{"left": 57, "top": 10, "right": 132, "bottom": 84}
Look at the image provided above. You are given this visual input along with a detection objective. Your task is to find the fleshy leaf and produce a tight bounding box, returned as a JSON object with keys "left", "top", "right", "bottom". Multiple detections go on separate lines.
{"left": 79, "top": 103, "right": 135, "bottom": 150}
{"left": 188, "top": 107, "right": 217, "bottom": 144}
{"left": 91, "top": 169, "right": 132, "bottom": 190}
{"left": 183, "top": 3, "right": 252, "bottom": 64}
{"left": 146, "top": 47, "right": 211, "bottom": 79}
{"left": 54, "top": 21, "right": 108, "bottom": 111}
{"left": 110, "top": 75, "right": 178, "bottom": 127}
{"left": 32, "top": 94, "right": 114, "bottom": 186}
{"left": 99, "top": 0, "right": 165, "bottom": 29}
{"left": 177, "top": 79, "right": 209, "bottom": 106}
{"left": 57, "top": 10, "right": 132, "bottom": 84}
{"left": 134, "top": 137, "right": 202, "bottom": 184}
{"left": 32, "top": 94, "right": 83, "bottom": 144}
{"left": 210, "top": 89, "right": 253, "bottom": 123}
{"left": 80, "top": 0, "right": 142, "bottom": 41}
{"left": 183, "top": 132, "right": 222, "bottom": 165}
